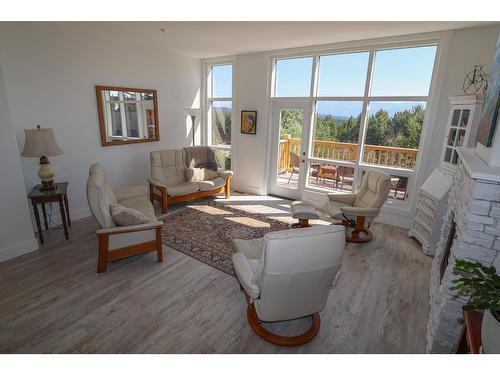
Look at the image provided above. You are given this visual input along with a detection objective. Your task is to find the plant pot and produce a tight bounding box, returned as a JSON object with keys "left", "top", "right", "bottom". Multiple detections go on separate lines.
{"left": 481, "top": 309, "right": 500, "bottom": 354}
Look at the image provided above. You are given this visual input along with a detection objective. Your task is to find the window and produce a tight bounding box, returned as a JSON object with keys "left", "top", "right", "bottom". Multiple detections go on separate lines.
{"left": 206, "top": 63, "right": 233, "bottom": 168}
{"left": 272, "top": 43, "right": 438, "bottom": 202}
{"left": 274, "top": 57, "right": 313, "bottom": 97}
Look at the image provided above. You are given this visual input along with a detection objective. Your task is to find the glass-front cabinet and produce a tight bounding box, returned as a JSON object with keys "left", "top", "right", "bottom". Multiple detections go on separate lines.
{"left": 441, "top": 95, "right": 484, "bottom": 170}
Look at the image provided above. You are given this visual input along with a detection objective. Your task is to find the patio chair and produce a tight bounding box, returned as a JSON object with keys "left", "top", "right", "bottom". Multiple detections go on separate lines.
{"left": 336, "top": 166, "right": 355, "bottom": 191}
{"left": 288, "top": 151, "right": 300, "bottom": 183}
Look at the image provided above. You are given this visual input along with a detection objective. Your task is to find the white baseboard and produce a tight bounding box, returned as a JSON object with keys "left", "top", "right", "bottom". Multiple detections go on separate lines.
{"left": 42, "top": 206, "right": 91, "bottom": 226}
{"left": 0, "top": 238, "right": 39, "bottom": 263}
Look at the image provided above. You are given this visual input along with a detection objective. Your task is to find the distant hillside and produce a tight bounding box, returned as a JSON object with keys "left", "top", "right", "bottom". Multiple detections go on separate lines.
{"left": 316, "top": 113, "right": 350, "bottom": 122}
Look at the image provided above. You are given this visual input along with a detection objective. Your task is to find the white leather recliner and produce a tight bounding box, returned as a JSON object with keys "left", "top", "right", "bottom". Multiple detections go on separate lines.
{"left": 232, "top": 225, "right": 345, "bottom": 346}
{"left": 325, "top": 169, "right": 391, "bottom": 243}
{"left": 86, "top": 163, "right": 164, "bottom": 273}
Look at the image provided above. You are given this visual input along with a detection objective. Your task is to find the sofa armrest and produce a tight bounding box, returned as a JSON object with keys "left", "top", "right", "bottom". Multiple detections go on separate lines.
{"left": 340, "top": 206, "right": 380, "bottom": 217}
{"left": 218, "top": 169, "right": 234, "bottom": 179}
{"left": 96, "top": 221, "right": 163, "bottom": 235}
{"left": 232, "top": 253, "right": 260, "bottom": 300}
{"left": 113, "top": 185, "right": 148, "bottom": 201}
{"left": 327, "top": 193, "right": 356, "bottom": 205}
{"left": 147, "top": 177, "right": 167, "bottom": 189}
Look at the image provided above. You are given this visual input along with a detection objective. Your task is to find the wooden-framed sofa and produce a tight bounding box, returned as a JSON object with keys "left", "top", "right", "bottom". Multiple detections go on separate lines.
{"left": 148, "top": 146, "right": 233, "bottom": 214}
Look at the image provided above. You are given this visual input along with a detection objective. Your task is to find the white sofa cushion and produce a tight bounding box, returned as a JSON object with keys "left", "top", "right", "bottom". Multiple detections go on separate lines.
{"left": 110, "top": 204, "right": 148, "bottom": 226}
{"left": 166, "top": 182, "right": 200, "bottom": 197}
{"left": 119, "top": 196, "right": 157, "bottom": 222}
{"left": 197, "top": 177, "right": 226, "bottom": 191}
{"left": 150, "top": 149, "right": 186, "bottom": 186}
{"left": 185, "top": 167, "right": 220, "bottom": 182}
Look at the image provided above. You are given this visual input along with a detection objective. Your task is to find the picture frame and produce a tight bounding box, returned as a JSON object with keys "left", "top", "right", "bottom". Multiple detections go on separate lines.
{"left": 241, "top": 110, "right": 257, "bottom": 134}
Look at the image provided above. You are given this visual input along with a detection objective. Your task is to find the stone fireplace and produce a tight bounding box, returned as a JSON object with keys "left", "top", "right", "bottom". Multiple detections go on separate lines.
{"left": 426, "top": 148, "right": 500, "bottom": 353}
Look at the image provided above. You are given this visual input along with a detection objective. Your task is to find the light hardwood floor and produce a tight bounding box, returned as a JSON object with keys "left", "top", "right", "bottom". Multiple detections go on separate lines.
{"left": 0, "top": 196, "right": 432, "bottom": 353}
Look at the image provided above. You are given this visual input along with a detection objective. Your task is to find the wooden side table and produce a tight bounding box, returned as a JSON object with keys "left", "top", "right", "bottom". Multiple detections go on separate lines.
{"left": 28, "top": 182, "right": 71, "bottom": 244}
{"left": 454, "top": 310, "right": 483, "bottom": 354}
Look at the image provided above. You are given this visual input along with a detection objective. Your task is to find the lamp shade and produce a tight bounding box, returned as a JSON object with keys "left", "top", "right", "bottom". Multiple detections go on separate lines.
{"left": 21, "top": 127, "right": 63, "bottom": 157}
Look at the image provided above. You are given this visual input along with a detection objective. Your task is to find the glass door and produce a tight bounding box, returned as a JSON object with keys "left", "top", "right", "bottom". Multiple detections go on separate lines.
{"left": 269, "top": 101, "right": 311, "bottom": 200}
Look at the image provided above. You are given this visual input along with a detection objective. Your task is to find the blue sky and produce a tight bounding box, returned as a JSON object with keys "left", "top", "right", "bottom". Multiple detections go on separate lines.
{"left": 211, "top": 46, "right": 436, "bottom": 116}
{"left": 274, "top": 45, "right": 436, "bottom": 116}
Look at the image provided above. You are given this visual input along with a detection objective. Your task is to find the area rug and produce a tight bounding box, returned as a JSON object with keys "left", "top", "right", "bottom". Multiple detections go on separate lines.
{"left": 161, "top": 201, "right": 291, "bottom": 275}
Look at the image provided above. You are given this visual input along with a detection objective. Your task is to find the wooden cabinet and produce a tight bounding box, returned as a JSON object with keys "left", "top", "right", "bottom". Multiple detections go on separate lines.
{"left": 441, "top": 95, "right": 484, "bottom": 172}
{"left": 409, "top": 167, "right": 453, "bottom": 255}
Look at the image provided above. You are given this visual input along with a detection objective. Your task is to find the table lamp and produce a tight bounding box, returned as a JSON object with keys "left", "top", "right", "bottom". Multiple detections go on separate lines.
{"left": 21, "top": 125, "right": 64, "bottom": 191}
{"left": 185, "top": 108, "right": 200, "bottom": 146}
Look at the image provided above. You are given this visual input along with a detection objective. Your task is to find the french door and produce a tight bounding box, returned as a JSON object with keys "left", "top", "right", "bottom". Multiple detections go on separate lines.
{"left": 268, "top": 101, "right": 312, "bottom": 200}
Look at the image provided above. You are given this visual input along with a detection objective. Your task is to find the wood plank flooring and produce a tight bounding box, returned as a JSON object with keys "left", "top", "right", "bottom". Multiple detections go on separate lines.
{"left": 0, "top": 196, "right": 432, "bottom": 353}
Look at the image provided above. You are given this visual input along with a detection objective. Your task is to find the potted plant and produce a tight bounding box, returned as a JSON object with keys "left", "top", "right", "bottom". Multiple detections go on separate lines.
{"left": 452, "top": 259, "right": 500, "bottom": 353}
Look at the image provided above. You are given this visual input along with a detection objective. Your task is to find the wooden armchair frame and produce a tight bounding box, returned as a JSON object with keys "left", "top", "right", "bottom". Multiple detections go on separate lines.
{"left": 97, "top": 222, "right": 163, "bottom": 273}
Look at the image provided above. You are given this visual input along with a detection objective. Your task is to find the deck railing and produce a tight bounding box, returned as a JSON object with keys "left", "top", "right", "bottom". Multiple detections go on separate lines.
{"left": 278, "top": 134, "right": 418, "bottom": 173}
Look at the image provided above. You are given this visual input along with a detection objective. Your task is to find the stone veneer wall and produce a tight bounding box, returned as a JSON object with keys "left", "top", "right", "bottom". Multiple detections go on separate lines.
{"left": 426, "top": 159, "right": 500, "bottom": 353}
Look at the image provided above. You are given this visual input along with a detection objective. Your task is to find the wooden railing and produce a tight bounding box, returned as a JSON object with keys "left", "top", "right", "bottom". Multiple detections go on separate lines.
{"left": 278, "top": 134, "right": 418, "bottom": 173}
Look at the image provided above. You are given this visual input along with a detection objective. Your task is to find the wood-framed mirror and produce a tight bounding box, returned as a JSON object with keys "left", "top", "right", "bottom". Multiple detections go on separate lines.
{"left": 96, "top": 85, "right": 160, "bottom": 146}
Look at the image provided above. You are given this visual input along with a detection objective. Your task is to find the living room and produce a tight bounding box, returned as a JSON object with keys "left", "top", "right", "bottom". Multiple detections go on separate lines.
{"left": 1, "top": 1, "right": 500, "bottom": 372}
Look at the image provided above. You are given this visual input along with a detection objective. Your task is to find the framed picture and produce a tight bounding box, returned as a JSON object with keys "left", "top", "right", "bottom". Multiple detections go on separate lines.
{"left": 477, "top": 37, "right": 500, "bottom": 147}
{"left": 241, "top": 110, "right": 257, "bottom": 134}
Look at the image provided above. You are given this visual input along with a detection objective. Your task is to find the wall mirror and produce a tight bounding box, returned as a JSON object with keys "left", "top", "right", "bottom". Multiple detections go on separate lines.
{"left": 96, "top": 85, "right": 159, "bottom": 146}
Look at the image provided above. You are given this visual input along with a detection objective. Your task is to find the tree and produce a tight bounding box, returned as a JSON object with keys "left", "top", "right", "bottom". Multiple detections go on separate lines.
{"left": 336, "top": 115, "right": 360, "bottom": 143}
{"left": 213, "top": 108, "right": 231, "bottom": 145}
{"left": 280, "top": 110, "right": 303, "bottom": 138}
{"left": 366, "top": 109, "right": 390, "bottom": 146}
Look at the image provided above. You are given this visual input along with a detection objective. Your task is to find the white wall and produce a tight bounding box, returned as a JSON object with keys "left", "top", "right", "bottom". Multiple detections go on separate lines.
{"left": 231, "top": 25, "right": 500, "bottom": 228}
{"left": 0, "top": 59, "right": 38, "bottom": 261}
{"left": 421, "top": 25, "right": 500, "bottom": 181}
{"left": 0, "top": 23, "right": 201, "bottom": 229}
{"left": 232, "top": 53, "right": 270, "bottom": 195}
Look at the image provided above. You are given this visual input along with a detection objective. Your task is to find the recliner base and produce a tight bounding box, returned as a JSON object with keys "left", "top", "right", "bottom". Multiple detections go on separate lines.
{"left": 246, "top": 301, "right": 320, "bottom": 346}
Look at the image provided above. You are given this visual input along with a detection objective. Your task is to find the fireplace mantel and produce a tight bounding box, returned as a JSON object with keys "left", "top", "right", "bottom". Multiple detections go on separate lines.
{"left": 457, "top": 147, "right": 500, "bottom": 183}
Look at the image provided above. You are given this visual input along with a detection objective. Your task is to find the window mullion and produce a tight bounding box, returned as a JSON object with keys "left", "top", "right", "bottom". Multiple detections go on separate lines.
{"left": 356, "top": 49, "right": 375, "bottom": 171}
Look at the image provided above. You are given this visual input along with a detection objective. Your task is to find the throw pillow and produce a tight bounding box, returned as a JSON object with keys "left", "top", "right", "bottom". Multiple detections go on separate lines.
{"left": 110, "top": 204, "right": 148, "bottom": 226}
{"left": 185, "top": 167, "right": 206, "bottom": 182}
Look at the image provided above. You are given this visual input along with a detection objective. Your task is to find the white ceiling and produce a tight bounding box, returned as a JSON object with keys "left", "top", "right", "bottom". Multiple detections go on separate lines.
{"left": 89, "top": 21, "right": 498, "bottom": 58}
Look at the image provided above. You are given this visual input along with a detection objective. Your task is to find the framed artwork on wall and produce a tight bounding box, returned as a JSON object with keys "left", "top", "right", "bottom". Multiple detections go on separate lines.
{"left": 241, "top": 110, "right": 257, "bottom": 134}
{"left": 477, "top": 38, "right": 500, "bottom": 147}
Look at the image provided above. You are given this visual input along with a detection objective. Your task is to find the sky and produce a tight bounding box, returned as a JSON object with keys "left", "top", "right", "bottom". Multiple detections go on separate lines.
{"left": 211, "top": 46, "right": 436, "bottom": 116}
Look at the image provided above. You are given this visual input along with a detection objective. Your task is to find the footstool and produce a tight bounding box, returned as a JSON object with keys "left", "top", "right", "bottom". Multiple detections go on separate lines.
{"left": 290, "top": 201, "right": 319, "bottom": 228}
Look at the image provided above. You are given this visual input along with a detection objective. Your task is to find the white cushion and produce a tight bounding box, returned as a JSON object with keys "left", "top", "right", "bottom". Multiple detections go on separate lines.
{"left": 110, "top": 204, "right": 148, "bottom": 226}
{"left": 166, "top": 182, "right": 200, "bottom": 197}
{"left": 150, "top": 149, "right": 186, "bottom": 186}
{"left": 119, "top": 196, "right": 157, "bottom": 222}
{"left": 290, "top": 201, "right": 319, "bottom": 220}
{"left": 197, "top": 177, "right": 226, "bottom": 191}
{"left": 186, "top": 167, "right": 220, "bottom": 182}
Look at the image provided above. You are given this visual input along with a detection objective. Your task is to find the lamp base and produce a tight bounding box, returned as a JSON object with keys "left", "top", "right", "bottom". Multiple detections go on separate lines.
{"left": 39, "top": 180, "right": 56, "bottom": 191}
{"left": 38, "top": 156, "right": 56, "bottom": 191}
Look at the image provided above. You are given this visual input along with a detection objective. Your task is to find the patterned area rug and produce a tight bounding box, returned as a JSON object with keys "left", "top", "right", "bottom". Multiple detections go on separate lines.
{"left": 161, "top": 201, "right": 291, "bottom": 275}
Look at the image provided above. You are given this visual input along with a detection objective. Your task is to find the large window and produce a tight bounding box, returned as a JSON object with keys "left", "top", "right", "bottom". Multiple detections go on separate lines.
{"left": 272, "top": 44, "right": 438, "bottom": 202}
{"left": 206, "top": 63, "right": 232, "bottom": 169}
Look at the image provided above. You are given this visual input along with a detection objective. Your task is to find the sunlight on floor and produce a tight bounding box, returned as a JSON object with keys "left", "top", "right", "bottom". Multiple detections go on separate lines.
{"left": 224, "top": 216, "right": 270, "bottom": 228}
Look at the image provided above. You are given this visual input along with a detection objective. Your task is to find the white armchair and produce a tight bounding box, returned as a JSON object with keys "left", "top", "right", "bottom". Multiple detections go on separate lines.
{"left": 232, "top": 225, "right": 345, "bottom": 346}
{"left": 86, "top": 163, "right": 163, "bottom": 273}
{"left": 325, "top": 169, "right": 391, "bottom": 243}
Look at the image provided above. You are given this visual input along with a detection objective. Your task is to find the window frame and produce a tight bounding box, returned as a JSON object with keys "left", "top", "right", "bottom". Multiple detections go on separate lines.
{"left": 205, "top": 61, "right": 233, "bottom": 152}
{"left": 269, "top": 39, "right": 442, "bottom": 207}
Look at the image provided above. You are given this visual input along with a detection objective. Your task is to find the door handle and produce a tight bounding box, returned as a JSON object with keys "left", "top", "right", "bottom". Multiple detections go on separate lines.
{"left": 302, "top": 152, "right": 306, "bottom": 156}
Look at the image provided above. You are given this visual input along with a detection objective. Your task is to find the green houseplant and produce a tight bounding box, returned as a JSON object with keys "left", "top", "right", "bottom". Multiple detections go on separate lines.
{"left": 452, "top": 259, "right": 500, "bottom": 353}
